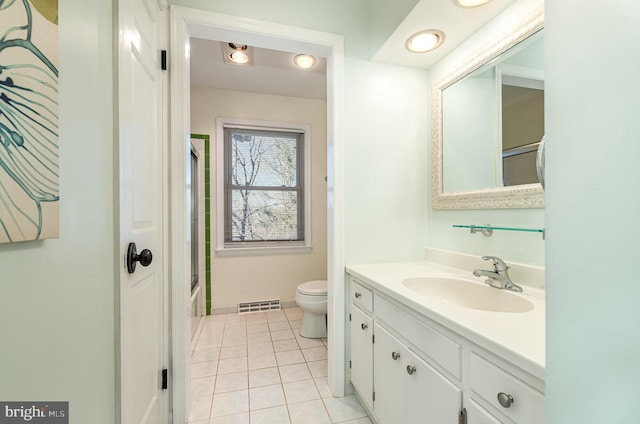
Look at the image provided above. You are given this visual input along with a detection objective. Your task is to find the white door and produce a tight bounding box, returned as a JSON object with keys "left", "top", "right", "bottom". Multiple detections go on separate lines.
{"left": 118, "top": 0, "right": 168, "bottom": 422}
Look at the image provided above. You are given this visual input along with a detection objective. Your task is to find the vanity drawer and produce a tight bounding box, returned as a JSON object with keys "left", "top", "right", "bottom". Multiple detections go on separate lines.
{"left": 350, "top": 279, "right": 373, "bottom": 312}
{"left": 470, "top": 353, "right": 544, "bottom": 424}
{"left": 374, "top": 295, "right": 461, "bottom": 379}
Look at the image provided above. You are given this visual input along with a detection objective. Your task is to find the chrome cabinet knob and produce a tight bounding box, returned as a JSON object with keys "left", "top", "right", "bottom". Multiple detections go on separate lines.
{"left": 391, "top": 352, "right": 400, "bottom": 360}
{"left": 406, "top": 365, "right": 416, "bottom": 375}
{"left": 360, "top": 323, "right": 368, "bottom": 330}
{"left": 497, "top": 392, "right": 514, "bottom": 408}
{"left": 354, "top": 292, "right": 361, "bottom": 298}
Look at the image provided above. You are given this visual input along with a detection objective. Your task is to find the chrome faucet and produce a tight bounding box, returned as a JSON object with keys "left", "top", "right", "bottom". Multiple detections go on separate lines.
{"left": 473, "top": 256, "right": 522, "bottom": 292}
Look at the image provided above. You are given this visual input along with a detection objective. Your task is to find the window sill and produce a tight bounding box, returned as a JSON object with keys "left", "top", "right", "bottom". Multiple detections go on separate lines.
{"left": 215, "top": 245, "right": 313, "bottom": 257}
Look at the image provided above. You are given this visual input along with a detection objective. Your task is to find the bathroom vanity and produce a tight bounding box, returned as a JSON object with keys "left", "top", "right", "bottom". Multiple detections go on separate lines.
{"left": 346, "top": 260, "right": 545, "bottom": 424}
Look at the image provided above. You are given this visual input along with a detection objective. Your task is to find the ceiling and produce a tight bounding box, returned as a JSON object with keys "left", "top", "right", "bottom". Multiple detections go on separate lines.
{"left": 189, "top": 0, "right": 517, "bottom": 100}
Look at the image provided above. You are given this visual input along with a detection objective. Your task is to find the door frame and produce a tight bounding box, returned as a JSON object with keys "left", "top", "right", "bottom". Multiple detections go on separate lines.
{"left": 168, "top": 6, "right": 346, "bottom": 422}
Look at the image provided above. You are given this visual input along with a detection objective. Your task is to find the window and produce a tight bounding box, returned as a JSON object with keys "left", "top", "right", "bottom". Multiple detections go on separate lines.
{"left": 217, "top": 119, "right": 310, "bottom": 253}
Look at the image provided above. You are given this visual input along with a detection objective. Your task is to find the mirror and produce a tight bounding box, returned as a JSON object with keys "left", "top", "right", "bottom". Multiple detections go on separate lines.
{"left": 432, "top": 7, "right": 544, "bottom": 209}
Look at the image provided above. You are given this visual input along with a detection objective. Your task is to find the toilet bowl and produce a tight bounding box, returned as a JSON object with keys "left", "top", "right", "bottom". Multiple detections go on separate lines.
{"left": 295, "top": 280, "right": 328, "bottom": 338}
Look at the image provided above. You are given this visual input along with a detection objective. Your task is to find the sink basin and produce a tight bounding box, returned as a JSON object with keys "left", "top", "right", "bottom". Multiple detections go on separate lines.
{"left": 402, "top": 276, "right": 534, "bottom": 313}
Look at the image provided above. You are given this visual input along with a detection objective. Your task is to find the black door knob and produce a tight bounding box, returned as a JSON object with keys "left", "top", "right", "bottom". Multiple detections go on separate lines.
{"left": 126, "top": 242, "right": 153, "bottom": 274}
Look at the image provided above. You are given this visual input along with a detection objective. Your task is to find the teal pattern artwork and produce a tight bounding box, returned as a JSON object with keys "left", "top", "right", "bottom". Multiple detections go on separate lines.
{"left": 0, "top": 0, "right": 59, "bottom": 243}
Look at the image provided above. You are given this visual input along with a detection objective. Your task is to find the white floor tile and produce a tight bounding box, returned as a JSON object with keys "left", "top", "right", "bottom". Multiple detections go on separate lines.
{"left": 217, "top": 357, "right": 248, "bottom": 375}
{"left": 196, "top": 338, "right": 223, "bottom": 351}
{"left": 219, "top": 345, "right": 247, "bottom": 360}
{"left": 249, "top": 384, "right": 286, "bottom": 410}
{"left": 193, "top": 348, "right": 221, "bottom": 363}
{"left": 192, "top": 376, "right": 216, "bottom": 397}
{"left": 266, "top": 311, "right": 288, "bottom": 322}
{"left": 322, "top": 396, "right": 367, "bottom": 423}
{"left": 250, "top": 405, "right": 290, "bottom": 424}
{"left": 191, "top": 360, "right": 218, "bottom": 378}
{"left": 276, "top": 350, "right": 305, "bottom": 366}
{"left": 248, "top": 340, "right": 274, "bottom": 356}
{"left": 296, "top": 337, "right": 325, "bottom": 349}
{"left": 268, "top": 321, "right": 291, "bottom": 331}
{"left": 283, "top": 379, "right": 320, "bottom": 404}
{"left": 302, "top": 347, "right": 328, "bottom": 362}
{"left": 249, "top": 367, "right": 281, "bottom": 388}
{"left": 271, "top": 329, "right": 295, "bottom": 341}
{"left": 279, "top": 363, "right": 312, "bottom": 383}
{"left": 247, "top": 323, "right": 269, "bottom": 334}
{"left": 288, "top": 399, "right": 331, "bottom": 424}
{"left": 248, "top": 332, "right": 272, "bottom": 344}
{"left": 211, "top": 390, "right": 249, "bottom": 418}
{"left": 222, "top": 333, "right": 247, "bottom": 347}
{"left": 208, "top": 412, "right": 249, "bottom": 424}
{"left": 337, "top": 418, "right": 372, "bottom": 424}
{"left": 248, "top": 352, "right": 278, "bottom": 370}
{"left": 273, "top": 339, "right": 300, "bottom": 352}
{"left": 306, "top": 360, "right": 328, "bottom": 378}
{"left": 189, "top": 308, "right": 368, "bottom": 424}
{"left": 313, "top": 377, "right": 332, "bottom": 398}
{"left": 215, "top": 371, "right": 248, "bottom": 393}
{"left": 189, "top": 395, "right": 212, "bottom": 422}
{"left": 245, "top": 313, "right": 267, "bottom": 325}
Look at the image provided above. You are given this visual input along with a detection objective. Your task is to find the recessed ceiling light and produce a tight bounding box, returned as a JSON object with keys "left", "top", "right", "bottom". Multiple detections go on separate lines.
{"left": 294, "top": 54, "right": 317, "bottom": 69}
{"left": 230, "top": 51, "right": 249, "bottom": 64}
{"left": 455, "top": 0, "right": 493, "bottom": 7}
{"left": 406, "top": 30, "right": 445, "bottom": 53}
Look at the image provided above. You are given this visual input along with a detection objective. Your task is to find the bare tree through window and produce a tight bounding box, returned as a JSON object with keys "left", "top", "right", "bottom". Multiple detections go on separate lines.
{"left": 224, "top": 127, "right": 304, "bottom": 243}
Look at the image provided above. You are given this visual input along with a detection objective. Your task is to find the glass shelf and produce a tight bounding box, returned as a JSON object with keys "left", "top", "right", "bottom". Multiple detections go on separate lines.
{"left": 453, "top": 225, "right": 545, "bottom": 239}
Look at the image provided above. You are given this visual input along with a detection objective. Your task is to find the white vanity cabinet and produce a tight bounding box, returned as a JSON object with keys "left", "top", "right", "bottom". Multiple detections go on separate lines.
{"left": 374, "top": 322, "right": 462, "bottom": 424}
{"left": 347, "top": 275, "right": 545, "bottom": 424}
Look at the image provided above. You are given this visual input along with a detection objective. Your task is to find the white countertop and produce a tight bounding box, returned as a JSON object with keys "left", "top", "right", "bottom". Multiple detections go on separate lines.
{"left": 346, "top": 260, "right": 545, "bottom": 381}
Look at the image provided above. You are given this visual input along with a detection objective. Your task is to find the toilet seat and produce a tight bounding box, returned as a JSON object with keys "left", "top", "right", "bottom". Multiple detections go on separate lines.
{"left": 296, "top": 280, "right": 327, "bottom": 296}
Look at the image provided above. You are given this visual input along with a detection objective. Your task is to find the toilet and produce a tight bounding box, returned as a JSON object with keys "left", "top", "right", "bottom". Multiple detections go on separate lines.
{"left": 295, "top": 280, "right": 328, "bottom": 338}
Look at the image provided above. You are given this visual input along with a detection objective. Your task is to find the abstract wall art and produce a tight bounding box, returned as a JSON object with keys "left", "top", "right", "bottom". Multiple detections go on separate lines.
{"left": 0, "top": 0, "right": 58, "bottom": 243}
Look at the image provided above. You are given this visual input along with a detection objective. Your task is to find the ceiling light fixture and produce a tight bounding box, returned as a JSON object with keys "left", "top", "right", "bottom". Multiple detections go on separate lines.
{"left": 406, "top": 30, "right": 445, "bottom": 53}
{"left": 455, "top": 0, "right": 493, "bottom": 7}
{"left": 293, "top": 54, "right": 317, "bottom": 69}
{"left": 230, "top": 51, "right": 249, "bottom": 64}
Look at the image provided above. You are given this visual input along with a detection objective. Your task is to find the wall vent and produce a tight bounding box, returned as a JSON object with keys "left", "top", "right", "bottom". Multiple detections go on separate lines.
{"left": 238, "top": 299, "right": 281, "bottom": 314}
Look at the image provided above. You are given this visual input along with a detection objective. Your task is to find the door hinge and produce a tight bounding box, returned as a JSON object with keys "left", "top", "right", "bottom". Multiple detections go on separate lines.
{"left": 349, "top": 313, "right": 351, "bottom": 322}
{"left": 162, "top": 368, "right": 168, "bottom": 390}
{"left": 458, "top": 407, "right": 467, "bottom": 424}
{"left": 161, "top": 50, "right": 167, "bottom": 70}
{"left": 349, "top": 360, "right": 352, "bottom": 368}
{"left": 372, "top": 334, "right": 375, "bottom": 343}
{"left": 373, "top": 391, "right": 376, "bottom": 402}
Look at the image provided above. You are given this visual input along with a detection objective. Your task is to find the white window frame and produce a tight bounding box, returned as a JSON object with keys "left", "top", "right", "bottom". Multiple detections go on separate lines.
{"left": 216, "top": 117, "right": 312, "bottom": 256}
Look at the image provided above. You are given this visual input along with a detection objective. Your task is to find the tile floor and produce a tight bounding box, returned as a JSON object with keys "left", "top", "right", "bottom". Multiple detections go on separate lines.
{"left": 189, "top": 307, "right": 371, "bottom": 424}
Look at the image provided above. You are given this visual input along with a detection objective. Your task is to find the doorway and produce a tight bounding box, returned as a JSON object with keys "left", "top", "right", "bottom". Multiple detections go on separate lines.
{"left": 169, "top": 6, "right": 346, "bottom": 422}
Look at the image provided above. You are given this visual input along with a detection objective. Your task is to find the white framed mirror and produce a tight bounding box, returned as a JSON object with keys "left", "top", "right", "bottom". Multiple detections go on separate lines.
{"left": 432, "top": 6, "right": 544, "bottom": 210}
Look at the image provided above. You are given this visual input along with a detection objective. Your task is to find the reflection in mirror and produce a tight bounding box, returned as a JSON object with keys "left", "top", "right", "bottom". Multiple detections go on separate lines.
{"left": 443, "top": 30, "right": 544, "bottom": 192}
{"left": 432, "top": 6, "right": 544, "bottom": 210}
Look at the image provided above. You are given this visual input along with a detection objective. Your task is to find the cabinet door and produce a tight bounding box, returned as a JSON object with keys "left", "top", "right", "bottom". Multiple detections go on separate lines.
{"left": 350, "top": 304, "right": 374, "bottom": 410}
{"left": 405, "top": 348, "right": 462, "bottom": 424}
{"left": 466, "top": 400, "right": 502, "bottom": 424}
{"left": 373, "top": 323, "right": 406, "bottom": 424}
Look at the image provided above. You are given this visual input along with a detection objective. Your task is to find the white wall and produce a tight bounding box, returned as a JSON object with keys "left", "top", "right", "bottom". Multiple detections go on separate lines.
{"left": 545, "top": 1, "right": 640, "bottom": 422}
{"left": 191, "top": 86, "right": 328, "bottom": 309}
{"left": 344, "top": 58, "right": 429, "bottom": 264}
{"left": 426, "top": 0, "right": 545, "bottom": 267}
{"left": 0, "top": 0, "right": 116, "bottom": 422}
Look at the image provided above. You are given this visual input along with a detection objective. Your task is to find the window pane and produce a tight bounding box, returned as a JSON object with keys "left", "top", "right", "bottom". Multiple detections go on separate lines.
{"left": 229, "top": 189, "right": 299, "bottom": 241}
{"left": 230, "top": 132, "right": 298, "bottom": 188}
